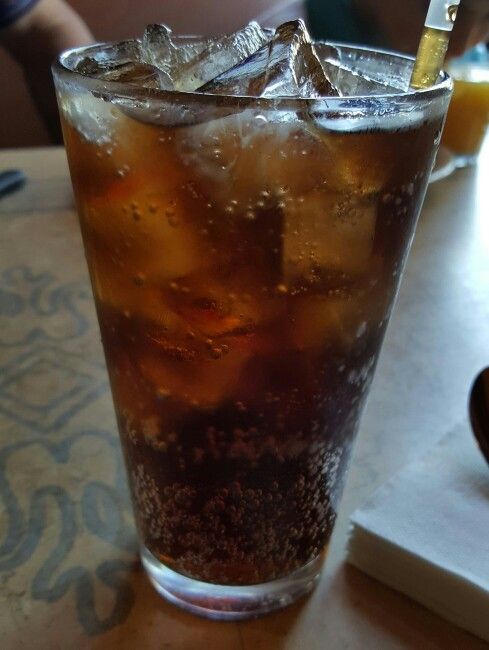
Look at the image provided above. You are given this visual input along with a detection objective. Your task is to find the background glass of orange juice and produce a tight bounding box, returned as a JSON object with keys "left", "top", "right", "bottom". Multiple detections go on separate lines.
{"left": 442, "top": 56, "right": 489, "bottom": 166}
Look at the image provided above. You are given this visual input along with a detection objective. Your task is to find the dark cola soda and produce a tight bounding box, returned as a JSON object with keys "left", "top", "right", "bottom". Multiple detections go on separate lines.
{"left": 61, "top": 110, "right": 441, "bottom": 584}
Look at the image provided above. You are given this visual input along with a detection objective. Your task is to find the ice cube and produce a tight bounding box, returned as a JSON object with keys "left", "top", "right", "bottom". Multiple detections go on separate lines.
{"left": 283, "top": 190, "right": 377, "bottom": 285}
{"left": 169, "top": 22, "right": 270, "bottom": 91}
{"left": 67, "top": 112, "right": 210, "bottom": 323}
{"left": 141, "top": 24, "right": 213, "bottom": 88}
{"left": 77, "top": 59, "right": 167, "bottom": 89}
{"left": 301, "top": 121, "right": 397, "bottom": 195}
{"left": 58, "top": 88, "right": 116, "bottom": 143}
{"left": 321, "top": 57, "right": 400, "bottom": 96}
{"left": 73, "top": 39, "right": 142, "bottom": 73}
{"left": 174, "top": 109, "right": 292, "bottom": 206}
{"left": 316, "top": 42, "right": 407, "bottom": 93}
{"left": 103, "top": 63, "right": 161, "bottom": 88}
{"left": 290, "top": 293, "right": 364, "bottom": 351}
{"left": 138, "top": 336, "right": 253, "bottom": 408}
{"left": 174, "top": 108, "right": 341, "bottom": 213}
{"left": 199, "top": 19, "right": 337, "bottom": 98}
{"left": 163, "top": 273, "right": 282, "bottom": 339}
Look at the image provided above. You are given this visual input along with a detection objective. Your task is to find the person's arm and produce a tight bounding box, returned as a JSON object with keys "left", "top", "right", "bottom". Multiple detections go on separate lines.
{"left": 0, "top": 0, "right": 94, "bottom": 143}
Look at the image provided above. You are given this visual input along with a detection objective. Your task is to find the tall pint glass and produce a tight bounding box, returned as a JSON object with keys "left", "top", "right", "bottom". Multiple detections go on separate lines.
{"left": 53, "top": 40, "right": 451, "bottom": 619}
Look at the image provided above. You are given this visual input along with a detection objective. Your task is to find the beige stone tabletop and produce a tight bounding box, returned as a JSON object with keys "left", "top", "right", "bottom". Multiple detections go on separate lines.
{"left": 0, "top": 144, "right": 488, "bottom": 649}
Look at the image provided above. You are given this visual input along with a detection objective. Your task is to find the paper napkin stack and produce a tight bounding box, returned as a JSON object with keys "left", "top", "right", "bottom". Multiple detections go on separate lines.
{"left": 347, "top": 423, "right": 489, "bottom": 642}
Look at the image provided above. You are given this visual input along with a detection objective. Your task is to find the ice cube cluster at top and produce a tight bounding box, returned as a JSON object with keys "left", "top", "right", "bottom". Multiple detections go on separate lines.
{"left": 75, "top": 19, "right": 396, "bottom": 98}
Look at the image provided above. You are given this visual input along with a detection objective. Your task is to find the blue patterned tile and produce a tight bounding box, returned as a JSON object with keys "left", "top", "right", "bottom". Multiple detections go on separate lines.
{"left": 0, "top": 346, "right": 108, "bottom": 432}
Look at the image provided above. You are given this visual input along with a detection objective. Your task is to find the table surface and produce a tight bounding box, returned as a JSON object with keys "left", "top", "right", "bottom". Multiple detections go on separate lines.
{"left": 0, "top": 144, "right": 488, "bottom": 650}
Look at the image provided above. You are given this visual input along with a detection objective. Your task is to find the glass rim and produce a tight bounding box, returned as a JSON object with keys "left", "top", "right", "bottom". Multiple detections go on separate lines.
{"left": 53, "top": 38, "right": 453, "bottom": 109}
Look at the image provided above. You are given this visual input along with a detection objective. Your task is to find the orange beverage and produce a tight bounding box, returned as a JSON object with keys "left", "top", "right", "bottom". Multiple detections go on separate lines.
{"left": 442, "top": 64, "right": 489, "bottom": 162}
{"left": 53, "top": 35, "right": 451, "bottom": 619}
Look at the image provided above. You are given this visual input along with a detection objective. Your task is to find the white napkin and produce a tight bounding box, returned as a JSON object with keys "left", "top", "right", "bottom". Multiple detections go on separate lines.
{"left": 347, "top": 422, "right": 489, "bottom": 642}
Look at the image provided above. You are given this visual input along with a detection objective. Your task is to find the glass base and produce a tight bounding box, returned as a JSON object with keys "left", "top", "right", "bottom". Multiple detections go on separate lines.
{"left": 141, "top": 546, "right": 323, "bottom": 620}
